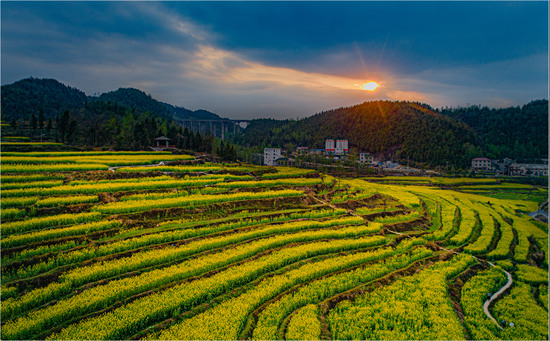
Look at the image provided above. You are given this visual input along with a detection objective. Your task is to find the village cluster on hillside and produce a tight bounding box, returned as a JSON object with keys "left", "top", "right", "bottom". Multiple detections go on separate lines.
{"left": 265, "top": 139, "right": 424, "bottom": 174}
{"left": 264, "top": 139, "right": 548, "bottom": 177}
{"left": 472, "top": 157, "right": 548, "bottom": 176}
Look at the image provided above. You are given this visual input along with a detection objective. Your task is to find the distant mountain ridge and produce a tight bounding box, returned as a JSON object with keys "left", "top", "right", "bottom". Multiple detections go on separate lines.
{"left": 96, "top": 87, "right": 225, "bottom": 121}
{"left": 1, "top": 77, "right": 547, "bottom": 169}
{"left": 0, "top": 77, "right": 226, "bottom": 122}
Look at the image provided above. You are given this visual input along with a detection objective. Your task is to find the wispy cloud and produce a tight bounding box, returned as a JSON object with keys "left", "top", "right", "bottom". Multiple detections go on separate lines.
{"left": 2, "top": 2, "right": 546, "bottom": 118}
{"left": 187, "top": 45, "right": 382, "bottom": 93}
{"left": 133, "top": 3, "right": 211, "bottom": 43}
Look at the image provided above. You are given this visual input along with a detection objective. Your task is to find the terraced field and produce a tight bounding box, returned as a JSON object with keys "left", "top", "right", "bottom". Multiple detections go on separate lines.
{"left": 1, "top": 152, "right": 548, "bottom": 340}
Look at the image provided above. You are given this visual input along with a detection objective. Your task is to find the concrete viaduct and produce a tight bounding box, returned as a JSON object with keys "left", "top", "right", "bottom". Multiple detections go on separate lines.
{"left": 177, "top": 119, "right": 251, "bottom": 140}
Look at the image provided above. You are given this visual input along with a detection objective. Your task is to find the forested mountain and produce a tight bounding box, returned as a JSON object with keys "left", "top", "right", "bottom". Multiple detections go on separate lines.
{"left": 0, "top": 78, "right": 233, "bottom": 157}
{"left": 95, "top": 88, "right": 173, "bottom": 121}
{"left": 2, "top": 95, "right": 220, "bottom": 152}
{"left": 235, "top": 101, "right": 481, "bottom": 168}
{"left": 439, "top": 100, "right": 548, "bottom": 160}
{"left": 1, "top": 78, "right": 226, "bottom": 122}
{"left": 96, "top": 88, "right": 224, "bottom": 121}
{"left": 1, "top": 78, "right": 88, "bottom": 121}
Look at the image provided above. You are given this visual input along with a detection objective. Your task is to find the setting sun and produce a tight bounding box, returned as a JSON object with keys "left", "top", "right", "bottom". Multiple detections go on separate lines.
{"left": 362, "top": 82, "right": 379, "bottom": 91}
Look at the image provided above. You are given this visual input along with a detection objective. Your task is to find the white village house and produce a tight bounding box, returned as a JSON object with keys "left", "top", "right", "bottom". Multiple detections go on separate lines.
{"left": 359, "top": 152, "right": 374, "bottom": 164}
{"left": 471, "top": 157, "right": 492, "bottom": 172}
{"left": 263, "top": 148, "right": 281, "bottom": 166}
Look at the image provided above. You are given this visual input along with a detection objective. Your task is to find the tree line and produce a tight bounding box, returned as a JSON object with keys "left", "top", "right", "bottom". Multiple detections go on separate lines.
{"left": 7, "top": 101, "right": 236, "bottom": 161}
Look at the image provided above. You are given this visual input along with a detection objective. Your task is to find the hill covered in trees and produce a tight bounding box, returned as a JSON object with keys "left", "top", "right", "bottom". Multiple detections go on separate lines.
{"left": 234, "top": 100, "right": 548, "bottom": 169}
{"left": 1, "top": 77, "right": 226, "bottom": 122}
{"left": 234, "top": 101, "right": 480, "bottom": 168}
{"left": 1, "top": 78, "right": 88, "bottom": 121}
{"left": 440, "top": 100, "right": 548, "bottom": 160}
{"left": 1, "top": 78, "right": 234, "bottom": 159}
{"left": 97, "top": 87, "right": 224, "bottom": 121}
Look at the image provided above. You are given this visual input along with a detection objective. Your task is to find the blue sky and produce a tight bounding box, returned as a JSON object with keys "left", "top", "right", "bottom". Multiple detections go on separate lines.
{"left": 2, "top": 1, "right": 548, "bottom": 119}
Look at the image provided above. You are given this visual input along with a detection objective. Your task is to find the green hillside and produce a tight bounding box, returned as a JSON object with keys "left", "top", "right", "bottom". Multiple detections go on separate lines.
{"left": 235, "top": 101, "right": 481, "bottom": 168}
{"left": 440, "top": 100, "right": 548, "bottom": 160}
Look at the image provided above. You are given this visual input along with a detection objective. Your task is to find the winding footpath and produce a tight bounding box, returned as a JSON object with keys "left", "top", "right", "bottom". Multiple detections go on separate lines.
{"left": 437, "top": 248, "right": 514, "bottom": 330}
{"left": 482, "top": 262, "right": 513, "bottom": 330}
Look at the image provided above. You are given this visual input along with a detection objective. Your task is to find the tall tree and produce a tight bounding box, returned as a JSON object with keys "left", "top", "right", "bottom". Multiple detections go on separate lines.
{"left": 59, "top": 110, "right": 70, "bottom": 143}
{"left": 66, "top": 119, "right": 78, "bottom": 144}
{"left": 38, "top": 108, "right": 45, "bottom": 129}
{"left": 30, "top": 114, "right": 37, "bottom": 132}
{"left": 119, "top": 112, "right": 135, "bottom": 148}
{"left": 134, "top": 121, "right": 148, "bottom": 148}
{"left": 55, "top": 114, "right": 60, "bottom": 142}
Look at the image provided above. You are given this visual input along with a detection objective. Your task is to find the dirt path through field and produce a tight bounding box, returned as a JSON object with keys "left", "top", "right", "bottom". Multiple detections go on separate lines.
{"left": 482, "top": 263, "right": 513, "bottom": 330}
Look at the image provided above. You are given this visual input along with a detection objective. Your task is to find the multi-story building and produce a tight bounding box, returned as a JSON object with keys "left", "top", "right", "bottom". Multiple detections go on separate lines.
{"left": 359, "top": 152, "right": 373, "bottom": 164}
{"left": 335, "top": 139, "right": 348, "bottom": 155}
{"left": 471, "top": 157, "right": 492, "bottom": 172}
{"left": 264, "top": 148, "right": 281, "bottom": 166}
{"left": 325, "top": 139, "right": 335, "bottom": 155}
{"left": 325, "top": 139, "right": 348, "bottom": 156}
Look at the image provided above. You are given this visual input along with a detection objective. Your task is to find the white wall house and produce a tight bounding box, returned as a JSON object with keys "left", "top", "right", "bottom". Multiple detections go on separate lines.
{"left": 471, "top": 157, "right": 492, "bottom": 171}
{"left": 359, "top": 152, "right": 373, "bottom": 164}
{"left": 264, "top": 148, "right": 281, "bottom": 166}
